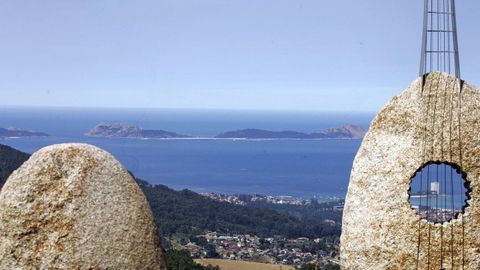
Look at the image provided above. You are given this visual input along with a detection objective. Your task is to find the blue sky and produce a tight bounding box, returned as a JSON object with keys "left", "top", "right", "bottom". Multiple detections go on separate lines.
{"left": 0, "top": 0, "right": 479, "bottom": 112}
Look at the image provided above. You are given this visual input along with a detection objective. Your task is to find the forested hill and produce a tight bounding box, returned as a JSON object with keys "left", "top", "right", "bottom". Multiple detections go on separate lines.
{"left": 0, "top": 144, "right": 30, "bottom": 187}
{"left": 136, "top": 179, "right": 340, "bottom": 240}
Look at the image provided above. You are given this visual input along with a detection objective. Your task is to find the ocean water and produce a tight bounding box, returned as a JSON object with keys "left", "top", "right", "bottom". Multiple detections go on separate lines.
{"left": 0, "top": 108, "right": 374, "bottom": 199}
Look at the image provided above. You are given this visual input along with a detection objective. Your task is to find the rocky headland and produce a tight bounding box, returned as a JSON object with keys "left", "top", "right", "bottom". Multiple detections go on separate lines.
{"left": 85, "top": 123, "right": 191, "bottom": 139}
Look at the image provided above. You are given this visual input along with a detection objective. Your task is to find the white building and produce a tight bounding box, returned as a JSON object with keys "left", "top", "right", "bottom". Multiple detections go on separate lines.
{"left": 431, "top": 181, "right": 440, "bottom": 195}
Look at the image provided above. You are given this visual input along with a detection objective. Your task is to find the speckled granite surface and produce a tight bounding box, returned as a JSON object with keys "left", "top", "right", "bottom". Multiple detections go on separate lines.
{"left": 0, "top": 143, "right": 166, "bottom": 269}
{"left": 341, "top": 73, "right": 480, "bottom": 270}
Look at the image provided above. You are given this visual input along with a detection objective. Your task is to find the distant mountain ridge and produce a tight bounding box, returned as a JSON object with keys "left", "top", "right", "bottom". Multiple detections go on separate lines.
{"left": 215, "top": 124, "right": 367, "bottom": 139}
{"left": 85, "top": 123, "right": 191, "bottom": 139}
{"left": 0, "top": 127, "right": 49, "bottom": 139}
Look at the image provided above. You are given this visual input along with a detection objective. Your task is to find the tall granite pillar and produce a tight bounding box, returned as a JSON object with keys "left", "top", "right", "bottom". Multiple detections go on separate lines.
{"left": 341, "top": 73, "right": 480, "bottom": 269}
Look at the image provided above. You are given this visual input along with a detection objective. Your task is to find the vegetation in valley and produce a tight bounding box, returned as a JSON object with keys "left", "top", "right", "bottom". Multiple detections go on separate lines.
{"left": 165, "top": 250, "right": 219, "bottom": 270}
{"left": 248, "top": 199, "right": 343, "bottom": 224}
{"left": 136, "top": 179, "right": 341, "bottom": 241}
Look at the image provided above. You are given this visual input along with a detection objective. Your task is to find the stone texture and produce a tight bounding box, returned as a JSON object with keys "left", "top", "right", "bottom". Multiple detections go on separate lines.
{"left": 0, "top": 143, "right": 166, "bottom": 269}
{"left": 341, "top": 72, "right": 480, "bottom": 270}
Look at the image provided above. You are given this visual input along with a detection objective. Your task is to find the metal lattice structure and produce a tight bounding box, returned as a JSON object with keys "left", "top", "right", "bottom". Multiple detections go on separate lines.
{"left": 419, "top": 0, "right": 461, "bottom": 81}
{"left": 415, "top": 1, "right": 467, "bottom": 269}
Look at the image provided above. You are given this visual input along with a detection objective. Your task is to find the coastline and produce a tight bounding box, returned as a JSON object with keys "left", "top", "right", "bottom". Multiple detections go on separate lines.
{"left": 84, "top": 136, "right": 364, "bottom": 141}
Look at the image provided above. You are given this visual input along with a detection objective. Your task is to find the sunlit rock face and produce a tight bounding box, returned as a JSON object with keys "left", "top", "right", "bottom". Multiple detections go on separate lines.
{"left": 341, "top": 73, "right": 480, "bottom": 269}
{"left": 0, "top": 143, "right": 166, "bottom": 269}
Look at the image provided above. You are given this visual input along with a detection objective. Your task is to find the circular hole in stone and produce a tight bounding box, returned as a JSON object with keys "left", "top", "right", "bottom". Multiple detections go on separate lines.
{"left": 409, "top": 162, "right": 470, "bottom": 224}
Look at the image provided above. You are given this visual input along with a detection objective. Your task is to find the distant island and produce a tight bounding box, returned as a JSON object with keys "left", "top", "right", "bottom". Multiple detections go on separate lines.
{"left": 215, "top": 124, "right": 367, "bottom": 139}
{"left": 0, "top": 127, "right": 49, "bottom": 139}
{"left": 86, "top": 123, "right": 367, "bottom": 140}
{"left": 85, "top": 123, "right": 192, "bottom": 139}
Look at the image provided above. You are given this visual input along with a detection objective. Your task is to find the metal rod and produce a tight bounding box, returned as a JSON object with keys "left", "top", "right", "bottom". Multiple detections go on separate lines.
{"left": 451, "top": 0, "right": 461, "bottom": 80}
{"left": 419, "top": 0, "right": 429, "bottom": 77}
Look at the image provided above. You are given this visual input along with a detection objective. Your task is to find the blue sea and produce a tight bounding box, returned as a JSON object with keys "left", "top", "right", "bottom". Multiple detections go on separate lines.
{"left": 0, "top": 107, "right": 374, "bottom": 199}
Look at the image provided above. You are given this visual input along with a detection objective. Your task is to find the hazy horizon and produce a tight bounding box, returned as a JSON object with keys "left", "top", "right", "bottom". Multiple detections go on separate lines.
{"left": 0, "top": 104, "right": 378, "bottom": 114}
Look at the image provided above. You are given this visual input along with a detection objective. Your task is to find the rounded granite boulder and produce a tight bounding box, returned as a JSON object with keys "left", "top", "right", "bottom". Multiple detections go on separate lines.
{"left": 0, "top": 143, "right": 166, "bottom": 269}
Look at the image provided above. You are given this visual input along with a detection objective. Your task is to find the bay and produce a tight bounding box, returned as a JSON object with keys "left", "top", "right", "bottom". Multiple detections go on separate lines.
{"left": 0, "top": 107, "right": 372, "bottom": 199}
